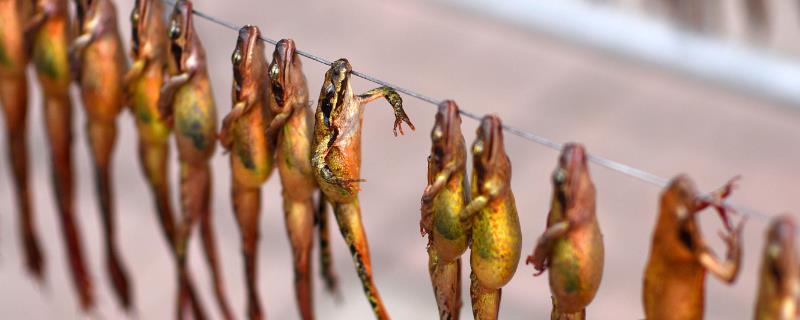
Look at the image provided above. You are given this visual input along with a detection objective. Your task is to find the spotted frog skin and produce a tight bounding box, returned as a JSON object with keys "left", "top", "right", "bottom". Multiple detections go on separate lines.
{"left": 754, "top": 214, "right": 799, "bottom": 320}
{"left": 461, "top": 114, "right": 521, "bottom": 320}
{"left": 70, "top": 0, "right": 132, "bottom": 309}
{"left": 0, "top": 0, "right": 45, "bottom": 282}
{"left": 642, "top": 175, "right": 744, "bottom": 320}
{"left": 264, "top": 38, "right": 332, "bottom": 320}
{"left": 219, "top": 25, "right": 274, "bottom": 320}
{"left": 526, "top": 144, "right": 603, "bottom": 320}
{"left": 159, "top": 1, "right": 232, "bottom": 319}
{"left": 420, "top": 100, "right": 469, "bottom": 320}
{"left": 26, "top": 0, "right": 94, "bottom": 311}
{"left": 312, "top": 58, "right": 414, "bottom": 319}
{"left": 124, "top": 0, "right": 205, "bottom": 316}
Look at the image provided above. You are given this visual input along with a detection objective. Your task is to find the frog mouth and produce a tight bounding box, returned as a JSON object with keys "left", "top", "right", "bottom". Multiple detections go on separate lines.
{"left": 481, "top": 115, "right": 503, "bottom": 163}
{"left": 272, "top": 39, "right": 295, "bottom": 106}
{"left": 562, "top": 143, "right": 587, "bottom": 197}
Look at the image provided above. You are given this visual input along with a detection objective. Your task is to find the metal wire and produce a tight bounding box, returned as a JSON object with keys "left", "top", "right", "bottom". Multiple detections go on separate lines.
{"left": 163, "top": 0, "right": 778, "bottom": 223}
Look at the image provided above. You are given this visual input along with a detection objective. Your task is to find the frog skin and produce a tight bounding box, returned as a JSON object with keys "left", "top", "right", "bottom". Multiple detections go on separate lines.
{"left": 219, "top": 25, "right": 274, "bottom": 320}
{"left": 0, "top": 0, "right": 45, "bottom": 281}
{"left": 70, "top": 0, "right": 132, "bottom": 309}
{"left": 526, "top": 144, "right": 603, "bottom": 320}
{"left": 159, "top": 1, "right": 232, "bottom": 319}
{"left": 124, "top": 0, "right": 205, "bottom": 317}
{"left": 312, "top": 58, "right": 414, "bottom": 319}
{"left": 420, "top": 100, "right": 469, "bottom": 320}
{"left": 754, "top": 214, "right": 799, "bottom": 320}
{"left": 264, "top": 38, "right": 336, "bottom": 320}
{"left": 26, "top": 0, "right": 95, "bottom": 310}
{"left": 642, "top": 175, "right": 745, "bottom": 320}
{"left": 461, "top": 115, "right": 521, "bottom": 320}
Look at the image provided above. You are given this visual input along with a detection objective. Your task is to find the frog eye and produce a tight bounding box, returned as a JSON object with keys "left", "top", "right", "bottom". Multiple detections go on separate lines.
{"left": 269, "top": 63, "right": 279, "bottom": 80}
{"left": 553, "top": 169, "right": 566, "bottom": 184}
{"left": 432, "top": 126, "right": 443, "bottom": 140}
{"left": 472, "top": 140, "right": 483, "bottom": 155}
{"left": 231, "top": 49, "right": 242, "bottom": 65}
{"left": 131, "top": 11, "right": 139, "bottom": 24}
{"left": 169, "top": 20, "right": 181, "bottom": 39}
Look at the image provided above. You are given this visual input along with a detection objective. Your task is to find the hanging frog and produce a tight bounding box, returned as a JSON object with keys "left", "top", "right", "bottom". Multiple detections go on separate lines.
{"left": 526, "top": 143, "right": 603, "bottom": 320}
{"left": 264, "top": 38, "right": 335, "bottom": 320}
{"left": 754, "top": 214, "right": 799, "bottom": 320}
{"left": 124, "top": 0, "right": 205, "bottom": 316}
{"left": 642, "top": 175, "right": 745, "bottom": 320}
{"left": 312, "top": 58, "right": 414, "bottom": 319}
{"left": 419, "top": 100, "right": 469, "bottom": 320}
{"left": 1, "top": 0, "right": 46, "bottom": 280}
{"left": 219, "top": 25, "right": 275, "bottom": 320}
{"left": 462, "top": 114, "right": 521, "bottom": 320}
{"left": 70, "top": 0, "right": 132, "bottom": 309}
{"left": 26, "top": 0, "right": 94, "bottom": 310}
{"left": 159, "top": 1, "right": 233, "bottom": 319}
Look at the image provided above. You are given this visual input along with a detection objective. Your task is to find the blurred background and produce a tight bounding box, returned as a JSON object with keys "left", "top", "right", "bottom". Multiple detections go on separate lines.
{"left": 1, "top": 0, "right": 800, "bottom": 318}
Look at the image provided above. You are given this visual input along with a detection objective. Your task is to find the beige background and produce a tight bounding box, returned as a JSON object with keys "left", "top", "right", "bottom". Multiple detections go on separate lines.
{"left": 1, "top": 0, "right": 799, "bottom": 319}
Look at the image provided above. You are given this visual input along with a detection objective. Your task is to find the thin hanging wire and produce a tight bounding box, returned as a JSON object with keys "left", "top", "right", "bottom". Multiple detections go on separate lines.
{"left": 164, "top": 0, "right": 777, "bottom": 223}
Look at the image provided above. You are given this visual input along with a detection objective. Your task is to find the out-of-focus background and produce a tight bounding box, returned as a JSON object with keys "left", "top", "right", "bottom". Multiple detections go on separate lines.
{"left": 1, "top": 0, "right": 800, "bottom": 319}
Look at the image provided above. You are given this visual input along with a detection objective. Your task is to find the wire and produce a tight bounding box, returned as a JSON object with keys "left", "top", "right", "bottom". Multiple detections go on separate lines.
{"left": 163, "top": 0, "right": 778, "bottom": 224}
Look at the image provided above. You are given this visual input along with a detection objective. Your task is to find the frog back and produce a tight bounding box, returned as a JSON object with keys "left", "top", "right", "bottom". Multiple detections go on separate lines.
{"left": 548, "top": 221, "right": 604, "bottom": 313}
{"left": 470, "top": 191, "right": 522, "bottom": 289}
{"left": 129, "top": 60, "right": 170, "bottom": 144}
{"left": 230, "top": 101, "right": 272, "bottom": 188}
{"left": 174, "top": 74, "right": 217, "bottom": 161}
{"left": 431, "top": 169, "right": 469, "bottom": 261}
{"left": 32, "top": 17, "right": 71, "bottom": 93}
{"left": 79, "top": 33, "right": 126, "bottom": 122}
{"left": 277, "top": 105, "right": 316, "bottom": 200}
{"left": 0, "top": 0, "right": 28, "bottom": 76}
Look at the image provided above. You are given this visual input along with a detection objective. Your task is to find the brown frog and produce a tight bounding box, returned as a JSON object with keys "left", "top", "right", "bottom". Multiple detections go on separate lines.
{"left": 70, "top": 0, "right": 132, "bottom": 309}
{"left": 312, "top": 58, "right": 414, "bottom": 319}
{"left": 159, "top": 1, "right": 232, "bottom": 318}
{"left": 26, "top": 0, "right": 94, "bottom": 310}
{"left": 1, "top": 0, "right": 45, "bottom": 281}
{"left": 219, "top": 24, "right": 274, "bottom": 320}
{"left": 754, "top": 214, "right": 799, "bottom": 320}
{"left": 642, "top": 175, "right": 745, "bottom": 320}
{"left": 461, "top": 114, "right": 521, "bottom": 320}
{"left": 526, "top": 143, "right": 603, "bottom": 320}
{"left": 420, "top": 100, "right": 469, "bottom": 320}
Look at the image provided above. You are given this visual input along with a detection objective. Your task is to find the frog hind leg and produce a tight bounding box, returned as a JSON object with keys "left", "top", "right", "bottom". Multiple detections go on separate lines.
{"left": 232, "top": 184, "right": 263, "bottom": 320}
{"left": 87, "top": 120, "right": 133, "bottom": 310}
{"left": 44, "top": 93, "right": 95, "bottom": 311}
{"left": 137, "top": 138, "right": 176, "bottom": 252}
{"left": 283, "top": 194, "right": 315, "bottom": 320}
{"left": 197, "top": 171, "right": 234, "bottom": 320}
{"left": 551, "top": 297, "right": 585, "bottom": 320}
{"left": 428, "top": 246, "right": 461, "bottom": 320}
{"left": 317, "top": 192, "right": 339, "bottom": 295}
{"left": 470, "top": 271, "right": 500, "bottom": 320}
{"left": 333, "top": 200, "right": 390, "bottom": 319}
{"left": 1, "top": 75, "right": 45, "bottom": 280}
{"left": 175, "top": 161, "right": 213, "bottom": 320}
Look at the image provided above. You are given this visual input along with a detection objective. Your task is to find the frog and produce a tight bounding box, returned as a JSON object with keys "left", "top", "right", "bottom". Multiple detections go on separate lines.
{"left": 311, "top": 58, "right": 414, "bottom": 319}
{"left": 461, "top": 114, "right": 521, "bottom": 320}
{"left": 26, "top": 0, "right": 94, "bottom": 311}
{"left": 219, "top": 24, "right": 274, "bottom": 320}
{"left": 69, "top": 0, "right": 132, "bottom": 309}
{"left": 124, "top": 0, "right": 205, "bottom": 317}
{"left": 526, "top": 143, "right": 604, "bottom": 320}
{"left": 0, "top": 0, "right": 45, "bottom": 281}
{"left": 754, "top": 214, "right": 799, "bottom": 320}
{"left": 263, "top": 38, "right": 334, "bottom": 320}
{"left": 419, "top": 100, "right": 469, "bottom": 320}
{"left": 642, "top": 175, "right": 745, "bottom": 320}
{"left": 159, "top": 1, "right": 232, "bottom": 318}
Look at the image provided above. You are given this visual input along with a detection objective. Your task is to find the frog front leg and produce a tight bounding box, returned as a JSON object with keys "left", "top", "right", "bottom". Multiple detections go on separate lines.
{"left": 697, "top": 218, "right": 745, "bottom": 283}
{"left": 357, "top": 86, "right": 414, "bottom": 136}
{"left": 526, "top": 220, "right": 569, "bottom": 276}
{"left": 158, "top": 72, "right": 192, "bottom": 125}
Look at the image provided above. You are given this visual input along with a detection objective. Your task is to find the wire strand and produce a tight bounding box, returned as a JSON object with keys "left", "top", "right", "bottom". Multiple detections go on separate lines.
{"left": 164, "top": 0, "right": 778, "bottom": 223}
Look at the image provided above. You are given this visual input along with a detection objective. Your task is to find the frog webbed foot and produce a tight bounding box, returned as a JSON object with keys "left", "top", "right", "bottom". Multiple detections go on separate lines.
{"left": 359, "top": 86, "right": 415, "bottom": 136}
